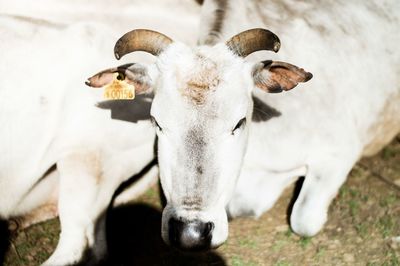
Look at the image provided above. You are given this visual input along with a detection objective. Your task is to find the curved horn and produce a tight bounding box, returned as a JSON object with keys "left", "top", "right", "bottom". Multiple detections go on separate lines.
{"left": 114, "top": 29, "right": 173, "bottom": 59}
{"left": 226, "top": 28, "right": 281, "bottom": 57}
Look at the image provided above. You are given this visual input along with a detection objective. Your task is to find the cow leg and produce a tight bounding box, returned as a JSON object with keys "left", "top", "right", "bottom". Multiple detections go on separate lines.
{"left": 43, "top": 146, "right": 153, "bottom": 266}
{"left": 42, "top": 152, "right": 106, "bottom": 266}
{"left": 227, "top": 165, "right": 307, "bottom": 218}
{"left": 290, "top": 159, "right": 356, "bottom": 237}
{"left": 9, "top": 168, "right": 59, "bottom": 229}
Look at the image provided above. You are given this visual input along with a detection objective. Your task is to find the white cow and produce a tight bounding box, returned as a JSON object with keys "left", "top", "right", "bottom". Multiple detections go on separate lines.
{"left": 0, "top": 1, "right": 199, "bottom": 264}
{"left": 89, "top": 0, "right": 400, "bottom": 252}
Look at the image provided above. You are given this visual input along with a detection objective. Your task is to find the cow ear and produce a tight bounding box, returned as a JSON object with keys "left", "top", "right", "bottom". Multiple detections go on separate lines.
{"left": 252, "top": 60, "right": 312, "bottom": 93}
{"left": 86, "top": 63, "right": 152, "bottom": 94}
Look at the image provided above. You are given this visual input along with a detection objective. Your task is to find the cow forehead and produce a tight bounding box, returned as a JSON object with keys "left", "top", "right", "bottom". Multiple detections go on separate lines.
{"left": 180, "top": 53, "right": 220, "bottom": 105}
{"left": 156, "top": 43, "right": 248, "bottom": 104}
{"left": 151, "top": 43, "right": 252, "bottom": 127}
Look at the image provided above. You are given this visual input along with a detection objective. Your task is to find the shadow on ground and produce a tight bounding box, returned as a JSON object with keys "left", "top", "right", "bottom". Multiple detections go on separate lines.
{"left": 0, "top": 219, "right": 10, "bottom": 265}
{"left": 103, "top": 203, "right": 226, "bottom": 266}
{"left": 0, "top": 204, "right": 226, "bottom": 266}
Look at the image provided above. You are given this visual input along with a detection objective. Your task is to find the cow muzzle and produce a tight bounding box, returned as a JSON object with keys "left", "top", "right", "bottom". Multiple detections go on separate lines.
{"left": 168, "top": 217, "right": 214, "bottom": 251}
{"left": 161, "top": 203, "right": 229, "bottom": 251}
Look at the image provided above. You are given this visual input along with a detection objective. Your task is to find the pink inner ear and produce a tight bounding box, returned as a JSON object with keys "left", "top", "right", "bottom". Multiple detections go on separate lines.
{"left": 86, "top": 63, "right": 152, "bottom": 95}
{"left": 255, "top": 61, "right": 312, "bottom": 93}
{"left": 269, "top": 67, "right": 302, "bottom": 91}
{"left": 86, "top": 71, "right": 116, "bottom": 88}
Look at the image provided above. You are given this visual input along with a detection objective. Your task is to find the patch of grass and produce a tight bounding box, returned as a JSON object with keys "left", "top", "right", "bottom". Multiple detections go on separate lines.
{"left": 299, "top": 237, "right": 311, "bottom": 249}
{"left": 350, "top": 166, "right": 363, "bottom": 178}
{"left": 388, "top": 252, "right": 400, "bottom": 266}
{"left": 36, "top": 249, "right": 50, "bottom": 264}
{"left": 231, "top": 256, "right": 258, "bottom": 266}
{"left": 382, "top": 147, "right": 397, "bottom": 160}
{"left": 272, "top": 239, "right": 288, "bottom": 252}
{"left": 315, "top": 246, "right": 326, "bottom": 260}
{"left": 380, "top": 194, "right": 398, "bottom": 207}
{"left": 382, "top": 250, "right": 400, "bottom": 266}
{"left": 339, "top": 186, "right": 350, "bottom": 198}
{"left": 238, "top": 238, "right": 258, "bottom": 249}
{"left": 9, "top": 241, "right": 36, "bottom": 265}
{"left": 284, "top": 229, "right": 293, "bottom": 238}
{"left": 274, "top": 261, "right": 292, "bottom": 266}
{"left": 349, "top": 188, "right": 359, "bottom": 198}
{"left": 231, "top": 256, "right": 245, "bottom": 266}
{"left": 377, "top": 216, "right": 395, "bottom": 238}
{"left": 355, "top": 222, "right": 369, "bottom": 238}
{"left": 4, "top": 220, "right": 60, "bottom": 266}
{"left": 349, "top": 199, "right": 359, "bottom": 217}
{"left": 361, "top": 194, "right": 369, "bottom": 202}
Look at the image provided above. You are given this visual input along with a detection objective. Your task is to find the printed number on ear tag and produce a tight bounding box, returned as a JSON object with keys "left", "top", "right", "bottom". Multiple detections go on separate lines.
{"left": 103, "top": 73, "right": 135, "bottom": 100}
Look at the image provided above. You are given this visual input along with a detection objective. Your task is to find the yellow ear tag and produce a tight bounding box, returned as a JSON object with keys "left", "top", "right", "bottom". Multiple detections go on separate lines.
{"left": 103, "top": 73, "right": 135, "bottom": 100}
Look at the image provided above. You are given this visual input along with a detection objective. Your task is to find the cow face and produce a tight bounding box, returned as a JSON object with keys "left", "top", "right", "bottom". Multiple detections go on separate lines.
{"left": 87, "top": 29, "right": 312, "bottom": 251}
{"left": 152, "top": 43, "right": 253, "bottom": 250}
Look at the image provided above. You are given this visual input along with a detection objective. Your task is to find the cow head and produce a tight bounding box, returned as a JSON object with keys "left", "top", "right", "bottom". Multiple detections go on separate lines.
{"left": 87, "top": 29, "right": 312, "bottom": 251}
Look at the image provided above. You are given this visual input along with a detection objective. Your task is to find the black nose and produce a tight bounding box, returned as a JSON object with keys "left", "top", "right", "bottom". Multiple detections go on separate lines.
{"left": 168, "top": 218, "right": 214, "bottom": 251}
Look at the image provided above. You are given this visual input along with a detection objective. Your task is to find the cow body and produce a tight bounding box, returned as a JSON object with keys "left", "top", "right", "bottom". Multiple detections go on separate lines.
{"left": 219, "top": 0, "right": 400, "bottom": 236}
{"left": 0, "top": 1, "right": 199, "bottom": 264}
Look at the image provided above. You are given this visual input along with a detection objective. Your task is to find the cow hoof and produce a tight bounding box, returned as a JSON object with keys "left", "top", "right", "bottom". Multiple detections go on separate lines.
{"left": 290, "top": 206, "right": 327, "bottom": 237}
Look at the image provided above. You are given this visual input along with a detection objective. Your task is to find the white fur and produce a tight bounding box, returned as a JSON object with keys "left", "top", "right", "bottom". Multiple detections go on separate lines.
{"left": 0, "top": 1, "right": 199, "bottom": 264}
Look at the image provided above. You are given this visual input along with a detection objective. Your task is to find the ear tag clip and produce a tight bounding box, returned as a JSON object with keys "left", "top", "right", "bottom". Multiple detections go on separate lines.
{"left": 103, "top": 73, "right": 135, "bottom": 100}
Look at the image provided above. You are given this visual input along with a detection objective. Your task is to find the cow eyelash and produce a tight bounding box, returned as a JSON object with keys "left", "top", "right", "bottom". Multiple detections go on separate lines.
{"left": 150, "top": 116, "right": 162, "bottom": 131}
{"left": 232, "top": 117, "right": 246, "bottom": 134}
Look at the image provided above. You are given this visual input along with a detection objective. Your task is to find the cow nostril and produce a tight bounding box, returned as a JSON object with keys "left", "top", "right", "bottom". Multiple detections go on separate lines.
{"left": 203, "top": 222, "right": 214, "bottom": 238}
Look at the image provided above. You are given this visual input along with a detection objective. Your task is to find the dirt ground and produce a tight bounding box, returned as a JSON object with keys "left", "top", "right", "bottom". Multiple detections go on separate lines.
{"left": 1, "top": 137, "right": 399, "bottom": 266}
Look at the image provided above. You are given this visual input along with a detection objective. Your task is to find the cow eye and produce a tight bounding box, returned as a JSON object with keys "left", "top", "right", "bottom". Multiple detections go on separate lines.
{"left": 232, "top": 117, "right": 246, "bottom": 134}
{"left": 150, "top": 116, "right": 162, "bottom": 131}
{"left": 116, "top": 72, "right": 125, "bottom": 80}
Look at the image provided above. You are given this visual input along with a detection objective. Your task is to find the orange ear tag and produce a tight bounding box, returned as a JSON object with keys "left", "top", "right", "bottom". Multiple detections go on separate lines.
{"left": 103, "top": 73, "right": 135, "bottom": 100}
